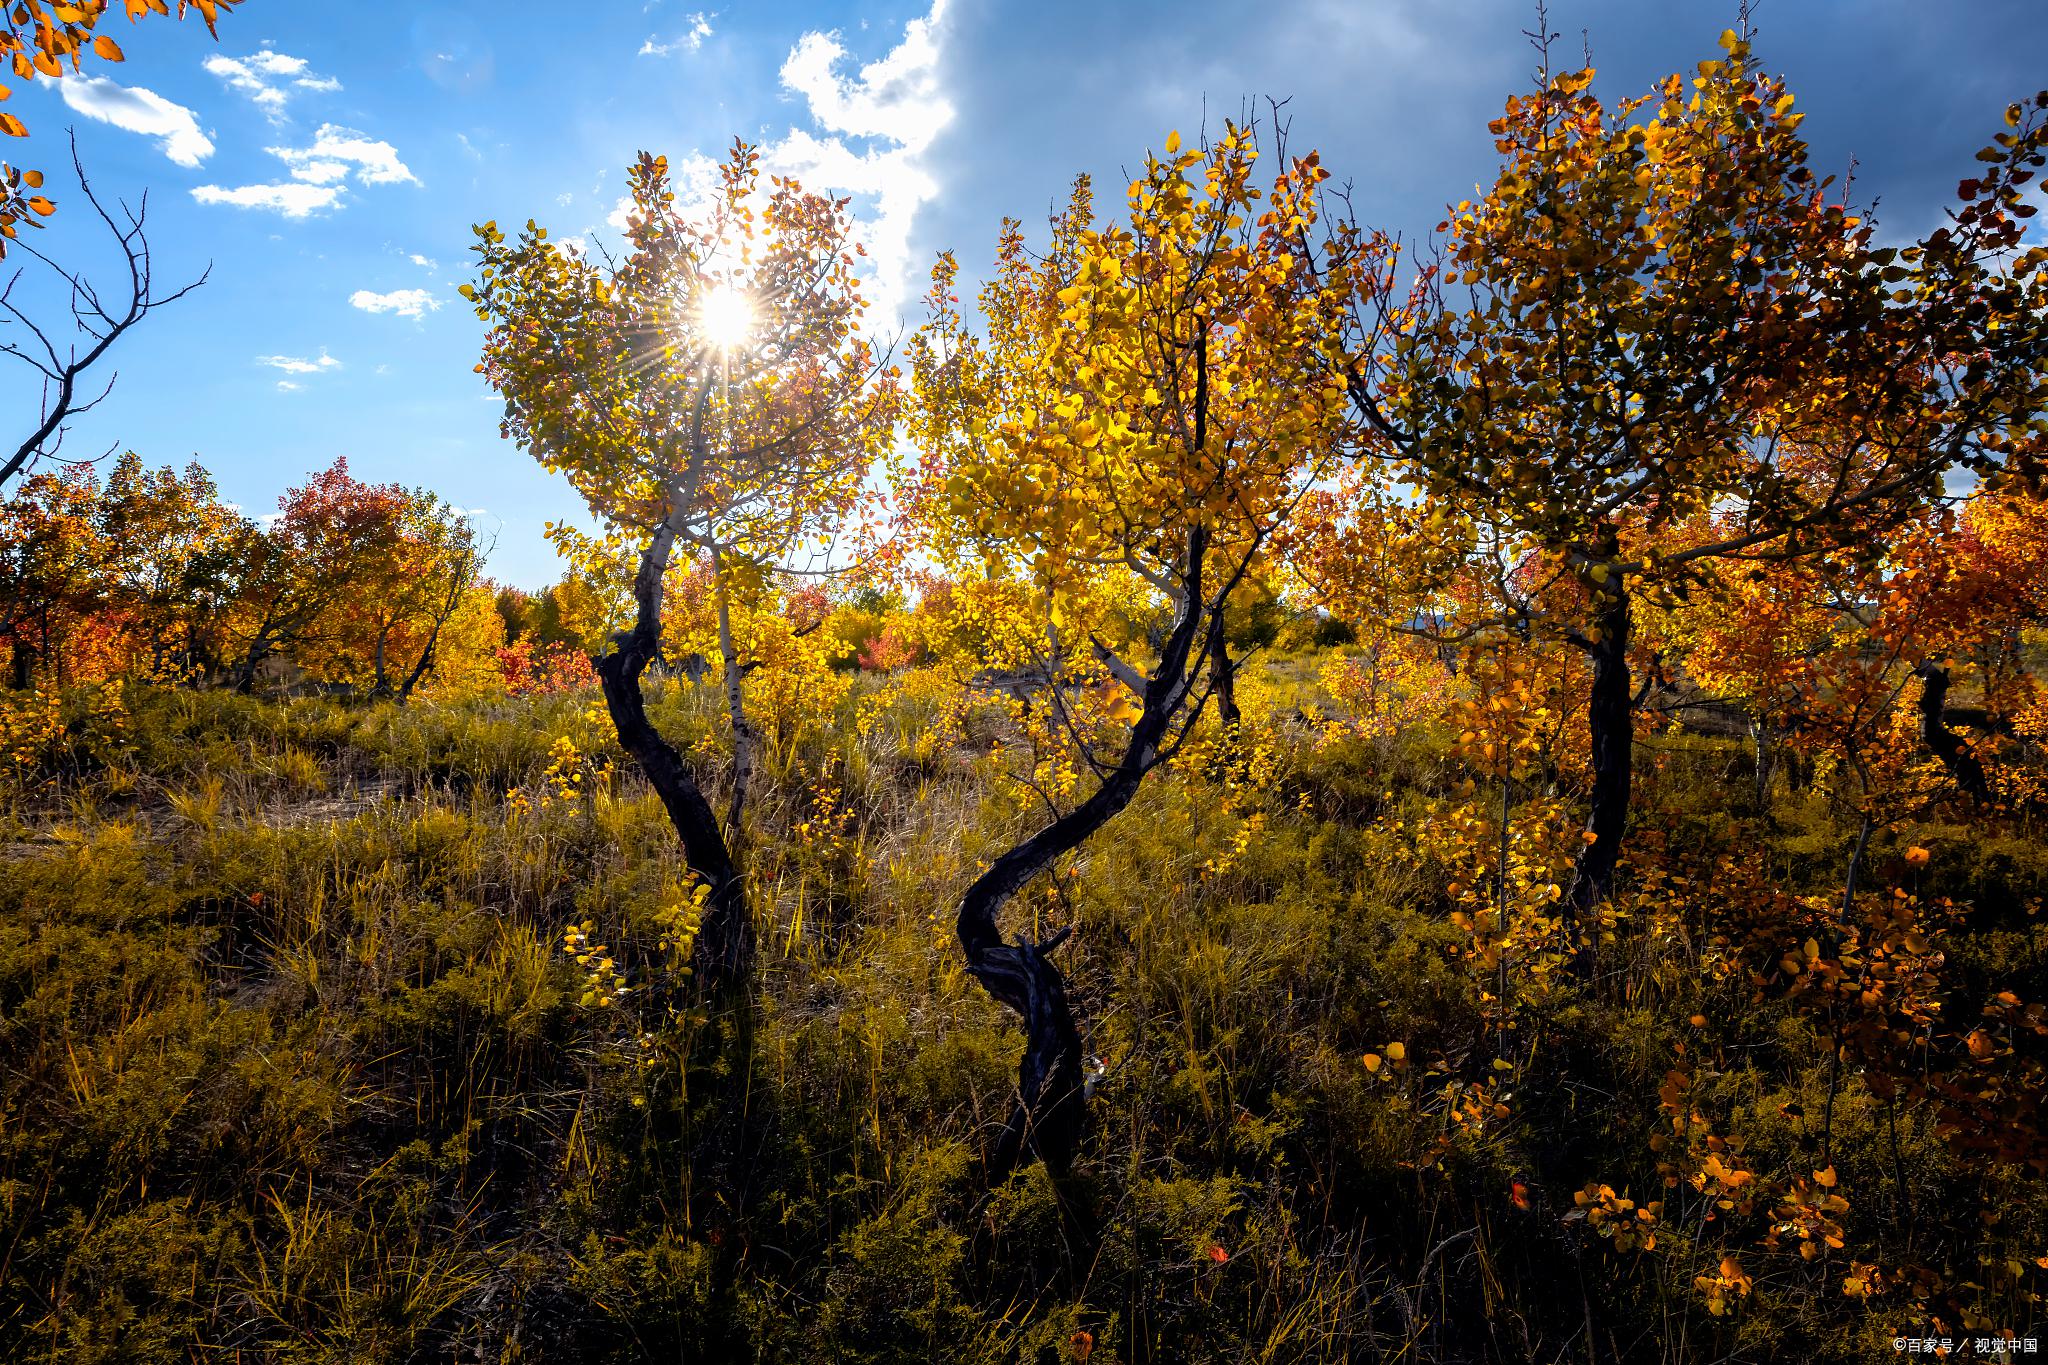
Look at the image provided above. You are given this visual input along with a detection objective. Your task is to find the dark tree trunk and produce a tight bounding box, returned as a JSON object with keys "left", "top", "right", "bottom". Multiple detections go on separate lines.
{"left": 1912, "top": 663, "right": 1990, "bottom": 800}
{"left": 1209, "top": 605, "right": 1240, "bottom": 735}
{"left": 9, "top": 643, "right": 31, "bottom": 690}
{"left": 596, "top": 527, "right": 751, "bottom": 993}
{"left": 1568, "top": 577, "right": 1632, "bottom": 921}
{"left": 709, "top": 553, "right": 758, "bottom": 838}
{"left": 232, "top": 646, "right": 264, "bottom": 694}
{"left": 959, "top": 526, "right": 1212, "bottom": 1180}
{"left": 1750, "top": 716, "right": 1774, "bottom": 812}
{"left": 397, "top": 551, "right": 479, "bottom": 706}
{"left": 394, "top": 627, "right": 437, "bottom": 706}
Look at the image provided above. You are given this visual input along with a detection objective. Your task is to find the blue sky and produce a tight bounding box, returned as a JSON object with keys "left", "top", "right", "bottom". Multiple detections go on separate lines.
{"left": 8, "top": 0, "right": 2045, "bottom": 588}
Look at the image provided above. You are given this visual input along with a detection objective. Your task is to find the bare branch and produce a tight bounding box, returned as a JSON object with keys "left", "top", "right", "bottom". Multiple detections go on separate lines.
{"left": 0, "top": 132, "right": 210, "bottom": 490}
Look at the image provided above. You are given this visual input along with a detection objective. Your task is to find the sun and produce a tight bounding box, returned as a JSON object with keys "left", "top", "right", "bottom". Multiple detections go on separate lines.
{"left": 699, "top": 285, "right": 753, "bottom": 351}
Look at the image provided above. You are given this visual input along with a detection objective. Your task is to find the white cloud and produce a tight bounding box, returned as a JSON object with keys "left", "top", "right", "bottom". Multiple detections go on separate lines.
{"left": 275, "top": 381, "right": 300, "bottom": 393}
{"left": 204, "top": 49, "right": 341, "bottom": 118}
{"left": 191, "top": 182, "right": 343, "bottom": 217}
{"left": 779, "top": 6, "right": 950, "bottom": 153}
{"left": 409, "top": 253, "right": 438, "bottom": 269}
{"left": 194, "top": 126, "right": 414, "bottom": 220}
{"left": 640, "top": 10, "right": 714, "bottom": 56}
{"left": 256, "top": 351, "right": 341, "bottom": 375}
{"left": 598, "top": 5, "right": 952, "bottom": 323}
{"left": 350, "top": 288, "right": 442, "bottom": 319}
{"left": 56, "top": 75, "right": 213, "bottom": 167}
{"left": 766, "top": 0, "right": 954, "bottom": 320}
{"left": 268, "top": 125, "right": 417, "bottom": 186}
{"left": 553, "top": 236, "right": 588, "bottom": 259}
{"left": 598, "top": 7, "right": 950, "bottom": 319}
{"left": 287, "top": 160, "right": 351, "bottom": 185}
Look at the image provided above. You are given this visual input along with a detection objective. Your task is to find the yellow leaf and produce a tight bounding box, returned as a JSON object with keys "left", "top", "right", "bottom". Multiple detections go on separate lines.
{"left": 91, "top": 35, "right": 124, "bottom": 62}
{"left": 1164, "top": 130, "right": 1182, "bottom": 155}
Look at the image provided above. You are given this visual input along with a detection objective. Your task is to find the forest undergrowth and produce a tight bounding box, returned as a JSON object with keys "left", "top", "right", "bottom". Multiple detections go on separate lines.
{"left": 1, "top": 661, "right": 2042, "bottom": 1364}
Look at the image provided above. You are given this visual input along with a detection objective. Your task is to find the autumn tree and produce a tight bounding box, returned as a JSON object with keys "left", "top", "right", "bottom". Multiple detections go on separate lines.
{"left": 219, "top": 459, "right": 409, "bottom": 692}
{"left": 95, "top": 450, "right": 241, "bottom": 680}
{"left": 1331, "top": 29, "right": 2048, "bottom": 920}
{"left": 298, "top": 490, "right": 493, "bottom": 701}
{"left": 0, "top": 464, "right": 103, "bottom": 686}
{"left": 904, "top": 124, "right": 1349, "bottom": 1174}
{"left": 1676, "top": 483, "right": 2048, "bottom": 822}
{"left": 466, "top": 142, "right": 895, "bottom": 994}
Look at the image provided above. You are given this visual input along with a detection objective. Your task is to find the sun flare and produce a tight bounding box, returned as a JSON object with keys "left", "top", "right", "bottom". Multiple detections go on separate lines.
{"left": 700, "top": 285, "right": 753, "bottom": 351}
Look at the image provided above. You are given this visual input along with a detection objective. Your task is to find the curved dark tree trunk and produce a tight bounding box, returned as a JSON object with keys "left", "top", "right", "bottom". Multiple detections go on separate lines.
{"left": 1912, "top": 662, "right": 1990, "bottom": 801}
{"left": 959, "top": 526, "right": 1211, "bottom": 1180}
{"left": 596, "top": 527, "right": 752, "bottom": 992}
{"left": 1567, "top": 576, "right": 1631, "bottom": 922}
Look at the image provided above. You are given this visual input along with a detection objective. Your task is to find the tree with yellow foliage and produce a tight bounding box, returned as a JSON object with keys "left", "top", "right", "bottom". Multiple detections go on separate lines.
{"left": 905, "top": 121, "right": 1350, "bottom": 1174}
{"left": 466, "top": 142, "right": 896, "bottom": 994}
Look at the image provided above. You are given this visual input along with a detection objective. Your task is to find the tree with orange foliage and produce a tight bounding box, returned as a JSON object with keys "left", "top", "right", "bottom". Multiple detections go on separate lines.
{"left": 1328, "top": 26, "right": 2048, "bottom": 923}
{"left": 94, "top": 450, "right": 241, "bottom": 681}
{"left": 300, "top": 490, "right": 493, "bottom": 702}
{"left": 0, "top": 464, "right": 103, "bottom": 686}
{"left": 220, "top": 459, "right": 410, "bottom": 693}
{"left": 1678, "top": 482, "right": 2048, "bottom": 826}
